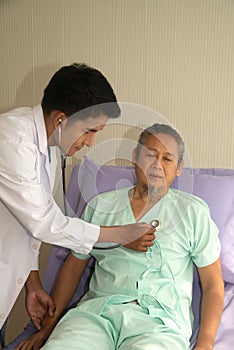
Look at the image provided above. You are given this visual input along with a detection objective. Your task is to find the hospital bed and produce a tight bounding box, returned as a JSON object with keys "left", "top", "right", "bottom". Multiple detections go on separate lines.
{"left": 4, "top": 156, "right": 234, "bottom": 349}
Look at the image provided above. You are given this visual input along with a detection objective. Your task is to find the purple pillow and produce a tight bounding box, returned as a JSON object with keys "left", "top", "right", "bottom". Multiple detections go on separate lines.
{"left": 66, "top": 156, "right": 234, "bottom": 283}
{"left": 173, "top": 173, "right": 234, "bottom": 283}
{"left": 66, "top": 156, "right": 136, "bottom": 218}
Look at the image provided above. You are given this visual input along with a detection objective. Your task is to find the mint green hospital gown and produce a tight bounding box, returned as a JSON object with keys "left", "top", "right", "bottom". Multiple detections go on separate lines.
{"left": 43, "top": 187, "right": 221, "bottom": 350}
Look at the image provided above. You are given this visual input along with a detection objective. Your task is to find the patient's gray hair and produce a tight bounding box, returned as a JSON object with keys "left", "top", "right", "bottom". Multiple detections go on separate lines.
{"left": 135, "top": 123, "right": 185, "bottom": 165}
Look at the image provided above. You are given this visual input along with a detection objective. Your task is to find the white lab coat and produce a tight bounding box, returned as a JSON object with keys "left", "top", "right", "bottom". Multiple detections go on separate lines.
{"left": 0, "top": 106, "right": 99, "bottom": 327}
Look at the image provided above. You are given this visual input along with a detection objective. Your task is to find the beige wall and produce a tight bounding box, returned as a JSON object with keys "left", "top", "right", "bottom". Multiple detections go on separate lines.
{"left": 1, "top": 0, "right": 234, "bottom": 344}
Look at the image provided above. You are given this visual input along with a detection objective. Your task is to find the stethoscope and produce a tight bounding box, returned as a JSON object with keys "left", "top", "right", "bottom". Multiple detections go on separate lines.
{"left": 92, "top": 219, "right": 161, "bottom": 250}
{"left": 57, "top": 120, "right": 161, "bottom": 249}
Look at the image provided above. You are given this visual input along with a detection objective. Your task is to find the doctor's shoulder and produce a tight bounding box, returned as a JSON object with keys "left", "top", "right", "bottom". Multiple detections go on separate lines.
{"left": 0, "top": 107, "right": 37, "bottom": 141}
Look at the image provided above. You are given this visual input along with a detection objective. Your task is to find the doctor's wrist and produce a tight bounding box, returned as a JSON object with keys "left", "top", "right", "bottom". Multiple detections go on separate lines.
{"left": 25, "top": 270, "right": 42, "bottom": 292}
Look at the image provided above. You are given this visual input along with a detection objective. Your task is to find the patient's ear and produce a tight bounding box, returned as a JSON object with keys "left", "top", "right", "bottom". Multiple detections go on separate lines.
{"left": 132, "top": 148, "right": 137, "bottom": 166}
{"left": 176, "top": 160, "right": 184, "bottom": 176}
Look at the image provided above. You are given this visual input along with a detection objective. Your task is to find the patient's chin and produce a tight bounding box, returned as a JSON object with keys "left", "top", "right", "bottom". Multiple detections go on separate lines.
{"left": 147, "top": 185, "right": 166, "bottom": 198}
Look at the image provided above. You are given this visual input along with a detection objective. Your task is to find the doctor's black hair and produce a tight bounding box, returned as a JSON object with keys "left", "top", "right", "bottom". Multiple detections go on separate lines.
{"left": 41, "top": 63, "right": 121, "bottom": 120}
{"left": 135, "top": 123, "right": 185, "bottom": 165}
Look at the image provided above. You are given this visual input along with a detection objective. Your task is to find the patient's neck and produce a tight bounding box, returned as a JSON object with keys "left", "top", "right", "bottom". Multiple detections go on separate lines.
{"left": 129, "top": 185, "right": 166, "bottom": 221}
{"left": 132, "top": 184, "right": 166, "bottom": 202}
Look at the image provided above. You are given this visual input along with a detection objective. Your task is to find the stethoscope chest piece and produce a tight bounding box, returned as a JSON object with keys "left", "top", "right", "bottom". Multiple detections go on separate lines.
{"left": 150, "top": 219, "right": 161, "bottom": 231}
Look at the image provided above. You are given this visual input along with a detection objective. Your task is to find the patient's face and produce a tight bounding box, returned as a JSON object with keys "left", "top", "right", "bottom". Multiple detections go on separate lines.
{"left": 134, "top": 133, "right": 183, "bottom": 195}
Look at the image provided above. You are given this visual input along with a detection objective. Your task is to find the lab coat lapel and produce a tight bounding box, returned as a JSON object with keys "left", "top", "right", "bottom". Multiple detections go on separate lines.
{"left": 33, "top": 105, "right": 52, "bottom": 192}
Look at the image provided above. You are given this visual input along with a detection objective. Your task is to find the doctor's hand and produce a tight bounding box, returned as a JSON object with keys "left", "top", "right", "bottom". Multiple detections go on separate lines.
{"left": 25, "top": 271, "right": 55, "bottom": 330}
{"left": 26, "top": 288, "right": 55, "bottom": 330}
{"left": 99, "top": 222, "right": 155, "bottom": 247}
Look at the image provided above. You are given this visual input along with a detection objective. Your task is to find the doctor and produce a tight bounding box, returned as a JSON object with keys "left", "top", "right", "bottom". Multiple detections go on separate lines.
{"left": 0, "top": 63, "right": 154, "bottom": 340}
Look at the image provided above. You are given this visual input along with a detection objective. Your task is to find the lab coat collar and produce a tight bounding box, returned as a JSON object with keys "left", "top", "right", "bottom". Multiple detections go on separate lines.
{"left": 33, "top": 105, "right": 48, "bottom": 156}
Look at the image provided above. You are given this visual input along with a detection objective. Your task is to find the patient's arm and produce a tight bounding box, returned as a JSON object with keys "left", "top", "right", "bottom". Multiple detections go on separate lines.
{"left": 194, "top": 258, "right": 224, "bottom": 350}
{"left": 16, "top": 253, "right": 90, "bottom": 350}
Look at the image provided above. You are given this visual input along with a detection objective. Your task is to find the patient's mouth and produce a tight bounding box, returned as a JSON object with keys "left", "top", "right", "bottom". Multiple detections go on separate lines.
{"left": 149, "top": 173, "right": 163, "bottom": 179}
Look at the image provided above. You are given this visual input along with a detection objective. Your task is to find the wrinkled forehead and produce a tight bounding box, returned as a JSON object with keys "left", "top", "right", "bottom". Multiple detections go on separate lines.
{"left": 141, "top": 133, "right": 179, "bottom": 155}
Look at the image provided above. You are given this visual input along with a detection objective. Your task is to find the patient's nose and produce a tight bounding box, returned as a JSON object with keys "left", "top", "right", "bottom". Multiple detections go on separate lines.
{"left": 152, "top": 156, "right": 162, "bottom": 169}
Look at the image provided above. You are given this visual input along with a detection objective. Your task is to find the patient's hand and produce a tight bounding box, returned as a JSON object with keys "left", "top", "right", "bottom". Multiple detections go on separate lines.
{"left": 15, "top": 322, "right": 54, "bottom": 350}
{"left": 100, "top": 222, "right": 155, "bottom": 246}
{"left": 124, "top": 231, "right": 156, "bottom": 252}
{"left": 15, "top": 331, "right": 45, "bottom": 350}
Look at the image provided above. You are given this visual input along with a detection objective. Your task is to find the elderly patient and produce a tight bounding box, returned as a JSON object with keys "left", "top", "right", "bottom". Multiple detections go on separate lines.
{"left": 17, "top": 123, "right": 224, "bottom": 350}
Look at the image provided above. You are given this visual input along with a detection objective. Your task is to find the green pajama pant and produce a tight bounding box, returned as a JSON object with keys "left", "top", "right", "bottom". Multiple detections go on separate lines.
{"left": 42, "top": 303, "right": 189, "bottom": 350}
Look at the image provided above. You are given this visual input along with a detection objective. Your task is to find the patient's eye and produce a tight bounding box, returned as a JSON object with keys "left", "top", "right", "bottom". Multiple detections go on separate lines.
{"left": 146, "top": 153, "right": 155, "bottom": 157}
{"left": 163, "top": 157, "right": 173, "bottom": 161}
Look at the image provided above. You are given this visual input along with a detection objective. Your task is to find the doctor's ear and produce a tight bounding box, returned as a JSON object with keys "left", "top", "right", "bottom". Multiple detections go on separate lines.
{"left": 51, "top": 111, "right": 67, "bottom": 128}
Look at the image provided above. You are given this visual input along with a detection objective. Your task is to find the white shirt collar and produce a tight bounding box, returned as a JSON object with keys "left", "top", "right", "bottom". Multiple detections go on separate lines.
{"left": 33, "top": 105, "right": 48, "bottom": 156}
